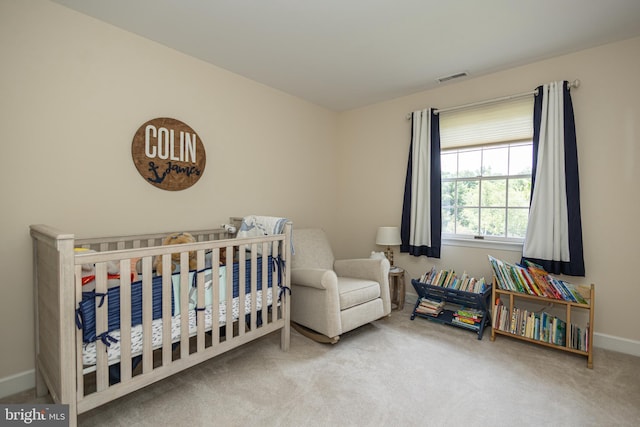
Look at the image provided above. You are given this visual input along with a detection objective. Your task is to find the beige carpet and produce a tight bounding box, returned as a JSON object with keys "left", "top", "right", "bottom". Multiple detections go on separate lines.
{"left": 3, "top": 305, "right": 640, "bottom": 426}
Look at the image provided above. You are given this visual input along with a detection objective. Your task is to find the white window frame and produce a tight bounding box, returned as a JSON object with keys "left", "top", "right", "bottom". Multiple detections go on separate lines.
{"left": 441, "top": 141, "right": 532, "bottom": 249}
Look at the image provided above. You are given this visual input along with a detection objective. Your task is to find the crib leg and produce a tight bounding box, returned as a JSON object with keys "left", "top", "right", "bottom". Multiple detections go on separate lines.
{"left": 34, "top": 361, "right": 48, "bottom": 398}
{"left": 281, "top": 299, "right": 290, "bottom": 351}
{"left": 281, "top": 324, "right": 290, "bottom": 351}
{"left": 281, "top": 305, "right": 290, "bottom": 351}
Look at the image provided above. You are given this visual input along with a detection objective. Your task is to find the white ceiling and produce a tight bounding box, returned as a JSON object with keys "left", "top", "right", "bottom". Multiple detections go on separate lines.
{"left": 51, "top": 0, "right": 640, "bottom": 111}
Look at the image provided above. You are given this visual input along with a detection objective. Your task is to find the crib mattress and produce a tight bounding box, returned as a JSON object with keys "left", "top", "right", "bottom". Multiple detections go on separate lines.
{"left": 82, "top": 289, "right": 273, "bottom": 369}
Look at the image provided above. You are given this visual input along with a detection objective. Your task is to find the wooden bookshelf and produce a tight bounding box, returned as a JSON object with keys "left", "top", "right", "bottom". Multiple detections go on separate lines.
{"left": 490, "top": 277, "right": 595, "bottom": 368}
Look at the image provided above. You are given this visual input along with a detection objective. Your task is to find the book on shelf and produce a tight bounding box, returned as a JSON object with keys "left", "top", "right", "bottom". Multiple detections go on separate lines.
{"left": 417, "top": 266, "right": 487, "bottom": 294}
{"left": 493, "top": 298, "right": 510, "bottom": 332}
{"left": 488, "top": 255, "right": 589, "bottom": 304}
{"left": 414, "top": 297, "right": 445, "bottom": 317}
{"left": 492, "top": 299, "right": 587, "bottom": 351}
{"left": 568, "top": 322, "right": 590, "bottom": 352}
{"left": 451, "top": 307, "right": 484, "bottom": 330}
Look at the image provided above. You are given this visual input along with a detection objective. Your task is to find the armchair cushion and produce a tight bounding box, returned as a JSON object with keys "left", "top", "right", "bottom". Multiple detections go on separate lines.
{"left": 338, "top": 277, "right": 380, "bottom": 310}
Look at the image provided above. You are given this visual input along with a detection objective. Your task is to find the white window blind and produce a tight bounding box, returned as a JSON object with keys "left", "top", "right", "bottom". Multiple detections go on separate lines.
{"left": 439, "top": 96, "right": 534, "bottom": 149}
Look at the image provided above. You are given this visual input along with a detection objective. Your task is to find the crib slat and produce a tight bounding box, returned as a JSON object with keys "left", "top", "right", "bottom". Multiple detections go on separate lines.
{"left": 162, "top": 255, "right": 174, "bottom": 366}
{"left": 281, "top": 223, "right": 292, "bottom": 350}
{"left": 196, "top": 250, "right": 205, "bottom": 352}
{"left": 250, "top": 244, "right": 258, "bottom": 331}
{"left": 225, "top": 245, "right": 234, "bottom": 339}
{"left": 74, "top": 265, "right": 84, "bottom": 400}
{"left": 142, "top": 257, "right": 153, "bottom": 374}
{"left": 179, "top": 253, "right": 190, "bottom": 359}
{"left": 238, "top": 245, "right": 246, "bottom": 336}
{"left": 211, "top": 249, "right": 220, "bottom": 344}
{"left": 95, "top": 263, "right": 109, "bottom": 392}
{"left": 261, "top": 242, "right": 269, "bottom": 326}
{"left": 119, "top": 259, "right": 132, "bottom": 383}
{"left": 271, "top": 240, "right": 280, "bottom": 322}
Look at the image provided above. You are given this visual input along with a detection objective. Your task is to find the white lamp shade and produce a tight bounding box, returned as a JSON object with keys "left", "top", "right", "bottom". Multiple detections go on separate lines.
{"left": 376, "top": 227, "right": 401, "bottom": 246}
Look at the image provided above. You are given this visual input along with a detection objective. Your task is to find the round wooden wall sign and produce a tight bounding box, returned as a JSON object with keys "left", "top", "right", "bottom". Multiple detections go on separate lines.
{"left": 131, "top": 117, "right": 206, "bottom": 191}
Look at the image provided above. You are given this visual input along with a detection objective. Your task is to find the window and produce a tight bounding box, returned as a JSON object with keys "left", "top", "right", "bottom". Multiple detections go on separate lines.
{"left": 439, "top": 96, "right": 534, "bottom": 242}
{"left": 441, "top": 142, "right": 532, "bottom": 239}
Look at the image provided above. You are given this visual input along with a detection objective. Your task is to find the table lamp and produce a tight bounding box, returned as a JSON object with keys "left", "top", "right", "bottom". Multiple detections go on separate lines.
{"left": 376, "top": 226, "right": 401, "bottom": 266}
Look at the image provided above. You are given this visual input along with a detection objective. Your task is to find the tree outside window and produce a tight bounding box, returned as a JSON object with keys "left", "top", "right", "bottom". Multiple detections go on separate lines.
{"left": 441, "top": 142, "right": 531, "bottom": 240}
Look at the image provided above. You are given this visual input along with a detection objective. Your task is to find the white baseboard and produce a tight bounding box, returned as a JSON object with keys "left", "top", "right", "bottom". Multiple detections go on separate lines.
{"left": 593, "top": 332, "right": 640, "bottom": 357}
{"left": 0, "top": 369, "right": 34, "bottom": 400}
{"left": 406, "top": 292, "right": 640, "bottom": 358}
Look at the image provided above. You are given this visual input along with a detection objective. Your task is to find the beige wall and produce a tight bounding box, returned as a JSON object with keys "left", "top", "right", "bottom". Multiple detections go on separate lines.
{"left": 335, "top": 36, "right": 640, "bottom": 345}
{"left": 2, "top": 0, "right": 639, "bottom": 389}
{"left": 0, "top": 0, "right": 339, "bottom": 380}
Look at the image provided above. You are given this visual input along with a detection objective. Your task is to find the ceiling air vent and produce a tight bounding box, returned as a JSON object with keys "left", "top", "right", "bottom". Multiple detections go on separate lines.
{"left": 437, "top": 72, "right": 468, "bottom": 83}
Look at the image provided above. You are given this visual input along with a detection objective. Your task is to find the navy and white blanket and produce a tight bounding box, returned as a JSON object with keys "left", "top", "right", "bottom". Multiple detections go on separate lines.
{"left": 237, "top": 215, "right": 292, "bottom": 254}
{"left": 236, "top": 215, "right": 289, "bottom": 238}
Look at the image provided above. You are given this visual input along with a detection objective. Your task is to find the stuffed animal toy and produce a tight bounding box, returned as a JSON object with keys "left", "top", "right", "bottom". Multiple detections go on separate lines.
{"left": 75, "top": 248, "right": 138, "bottom": 291}
{"left": 154, "top": 232, "right": 198, "bottom": 275}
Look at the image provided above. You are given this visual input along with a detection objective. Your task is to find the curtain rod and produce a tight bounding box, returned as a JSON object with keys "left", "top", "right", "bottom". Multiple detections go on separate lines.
{"left": 406, "top": 79, "right": 580, "bottom": 119}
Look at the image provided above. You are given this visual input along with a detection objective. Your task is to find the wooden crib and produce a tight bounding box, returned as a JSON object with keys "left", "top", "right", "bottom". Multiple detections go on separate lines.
{"left": 30, "top": 218, "right": 292, "bottom": 426}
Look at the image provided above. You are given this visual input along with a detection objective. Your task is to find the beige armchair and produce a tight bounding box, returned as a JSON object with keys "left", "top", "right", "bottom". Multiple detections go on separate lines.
{"left": 290, "top": 228, "right": 391, "bottom": 343}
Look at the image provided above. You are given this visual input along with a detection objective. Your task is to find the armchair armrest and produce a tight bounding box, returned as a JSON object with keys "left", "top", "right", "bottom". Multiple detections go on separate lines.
{"left": 291, "top": 268, "right": 338, "bottom": 291}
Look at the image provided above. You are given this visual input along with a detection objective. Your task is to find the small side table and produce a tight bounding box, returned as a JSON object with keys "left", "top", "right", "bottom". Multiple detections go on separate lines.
{"left": 389, "top": 268, "right": 405, "bottom": 310}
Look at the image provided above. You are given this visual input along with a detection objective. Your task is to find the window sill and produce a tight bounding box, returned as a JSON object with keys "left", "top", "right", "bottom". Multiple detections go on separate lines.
{"left": 442, "top": 236, "right": 523, "bottom": 253}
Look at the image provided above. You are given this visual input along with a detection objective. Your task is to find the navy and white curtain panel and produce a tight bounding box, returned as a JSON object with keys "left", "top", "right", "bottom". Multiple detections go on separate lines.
{"left": 401, "top": 108, "right": 441, "bottom": 258}
{"left": 522, "top": 81, "right": 585, "bottom": 276}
